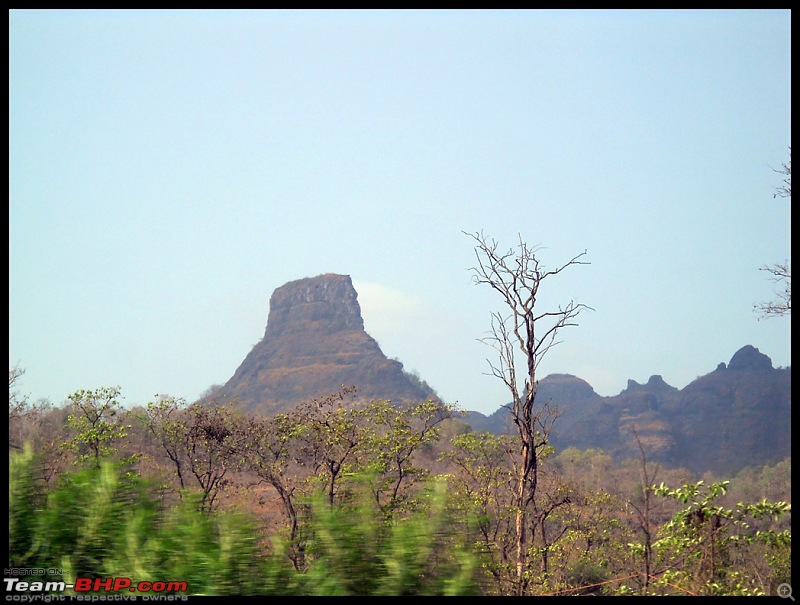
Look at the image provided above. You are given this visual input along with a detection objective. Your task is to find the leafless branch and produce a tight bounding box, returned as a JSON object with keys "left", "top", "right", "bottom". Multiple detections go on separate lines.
{"left": 755, "top": 261, "right": 791, "bottom": 319}
{"left": 756, "top": 149, "right": 791, "bottom": 318}
{"left": 772, "top": 148, "right": 791, "bottom": 199}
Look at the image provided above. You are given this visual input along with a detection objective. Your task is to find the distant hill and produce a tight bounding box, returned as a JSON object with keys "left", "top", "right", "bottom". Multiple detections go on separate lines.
{"left": 463, "top": 345, "right": 791, "bottom": 475}
{"left": 209, "top": 274, "right": 437, "bottom": 415}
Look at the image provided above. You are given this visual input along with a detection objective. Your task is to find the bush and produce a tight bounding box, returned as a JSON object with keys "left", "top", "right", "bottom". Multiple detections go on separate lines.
{"left": 9, "top": 450, "right": 479, "bottom": 595}
{"left": 301, "top": 479, "right": 479, "bottom": 595}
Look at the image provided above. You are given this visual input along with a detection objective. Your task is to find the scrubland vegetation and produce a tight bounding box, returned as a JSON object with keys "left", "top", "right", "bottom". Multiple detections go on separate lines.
{"left": 8, "top": 375, "right": 791, "bottom": 596}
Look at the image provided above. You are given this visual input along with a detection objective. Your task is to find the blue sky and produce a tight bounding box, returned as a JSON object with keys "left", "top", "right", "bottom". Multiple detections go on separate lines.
{"left": 9, "top": 10, "right": 791, "bottom": 415}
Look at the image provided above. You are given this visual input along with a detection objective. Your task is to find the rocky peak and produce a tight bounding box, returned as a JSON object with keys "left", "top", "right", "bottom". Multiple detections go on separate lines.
{"left": 646, "top": 374, "right": 676, "bottom": 390}
{"left": 212, "top": 274, "right": 438, "bottom": 415}
{"left": 622, "top": 374, "right": 677, "bottom": 396}
{"left": 727, "top": 345, "right": 773, "bottom": 371}
{"left": 539, "top": 374, "right": 596, "bottom": 401}
{"left": 265, "top": 274, "right": 364, "bottom": 338}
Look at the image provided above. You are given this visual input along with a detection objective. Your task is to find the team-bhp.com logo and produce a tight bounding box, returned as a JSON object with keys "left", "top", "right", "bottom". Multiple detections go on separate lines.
{"left": 5, "top": 570, "right": 188, "bottom": 601}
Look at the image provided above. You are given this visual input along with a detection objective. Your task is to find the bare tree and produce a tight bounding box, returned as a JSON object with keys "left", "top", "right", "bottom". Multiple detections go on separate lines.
{"left": 290, "top": 386, "right": 364, "bottom": 507}
{"left": 756, "top": 149, "right": 791, "bottom": 318}
{"left": 181, "top": 401, "right": 246, "bottom": 513}
{"left": 236, "top": 410, "right": 308, "bottom": 568}
{"left": 144, "top": 395, "right": 245, "bottom": 513}
{"left": 9, "top": 367, "right": 68, "bottom": 483}
{"left": 143, "top": 395, "right": 190, "bottom": 491}
{"left": 9, "top": 366, "right": 30, "bottom": 451}
{"left": 465, "top": 230, "right": 590, "bottom": 595}
{"left": 628, "top": 426, "right": 660, "bottom": 595}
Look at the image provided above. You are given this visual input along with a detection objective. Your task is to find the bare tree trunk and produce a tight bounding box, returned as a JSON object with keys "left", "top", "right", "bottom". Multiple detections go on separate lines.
{"left": 466, "top": 231, "right": 590, "bottom": 595}
{"left": 630, "top": 427, "right": 659, "bottom": 595}
{"left": 514, "top": 448, "right": 529, "bottom": 595}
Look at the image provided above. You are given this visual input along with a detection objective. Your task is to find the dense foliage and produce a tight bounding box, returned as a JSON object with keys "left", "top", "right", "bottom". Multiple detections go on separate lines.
{"left": 7, "top": 379, "right": 791, "bottom": 596}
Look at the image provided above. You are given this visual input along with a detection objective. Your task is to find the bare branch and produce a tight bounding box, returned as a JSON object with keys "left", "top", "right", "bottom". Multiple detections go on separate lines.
{"left": 772, "top": 147, "right": 791, "bottom": 199}
{"left": 757, "top": 149, "right": 791, "bottom": 318}
{"left": 755, "top": 261, "right": 791, "bottom": 319}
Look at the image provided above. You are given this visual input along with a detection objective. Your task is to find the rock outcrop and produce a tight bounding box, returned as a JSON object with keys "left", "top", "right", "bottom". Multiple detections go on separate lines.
{"left": 212, "top": 274, "right": 437, "bottom": 415}
{"left": 726, "top": 344, "right": 774, "bottom": 371}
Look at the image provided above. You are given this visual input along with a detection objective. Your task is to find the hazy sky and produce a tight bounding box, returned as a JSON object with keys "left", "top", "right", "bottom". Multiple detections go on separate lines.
{"left": 10, "top": 10, "right": 791, "bottom": 415}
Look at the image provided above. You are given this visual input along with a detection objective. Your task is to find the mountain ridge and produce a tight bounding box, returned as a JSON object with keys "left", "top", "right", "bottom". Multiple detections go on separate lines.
{"left": 206, "top": 273, "right": 789, "bottom": 476}
{"left": 463, "top": 345, "right": 790, "bottom": 475}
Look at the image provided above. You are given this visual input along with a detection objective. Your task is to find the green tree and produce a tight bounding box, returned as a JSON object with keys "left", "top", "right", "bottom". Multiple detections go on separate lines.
{"left": 142, "top": 394, "right": 190, "bottom": 491}
{"left": 552, "top": 488, "right": 635, "bottom": 596}
{"left": 363, "top": 399, "right": 455, "bottom": 514}
{"left": 649, "top": 479, "right": 791, "bottom": 595}
{"left": 62, "top": 386, "right": 131, "bottom": 469}
{"left": 442, "top": 431, "right": 516, "bottom": 593}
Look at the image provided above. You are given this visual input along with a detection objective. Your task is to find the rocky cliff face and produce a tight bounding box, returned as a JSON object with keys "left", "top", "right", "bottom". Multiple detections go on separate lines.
{"left": 212, "top": 274, "right": 437, "bottom": 415}
{"left": 264, "top": 273, "right": 364, "bottom": 338}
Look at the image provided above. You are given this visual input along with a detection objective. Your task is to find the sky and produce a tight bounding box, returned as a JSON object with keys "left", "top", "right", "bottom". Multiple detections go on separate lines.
{"left": 9, "top": 9, "right": 791, "bottom": 416}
